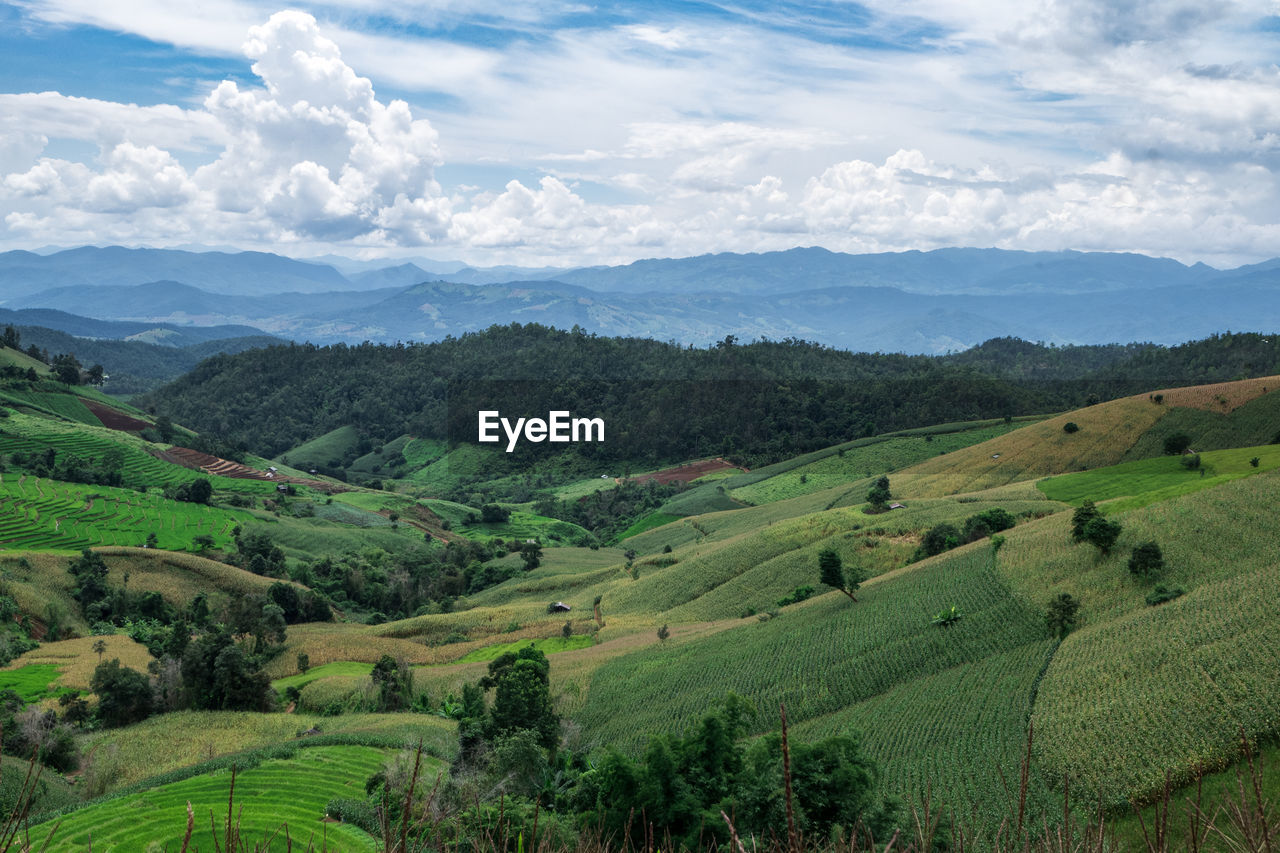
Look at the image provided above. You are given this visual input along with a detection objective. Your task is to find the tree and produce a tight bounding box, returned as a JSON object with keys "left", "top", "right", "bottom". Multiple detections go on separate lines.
{"left": 482, "top": 646, "right": 558, "bottom": 749}
{"left": 480, "top": 504, "right": 510, "bottom": 524}
{"left": 562, "top": 620, "right": 573, "bottom": 638}
{"left": 51, "top": 353, "right": 81, "bottom": 385}
{"left": 1163, "top": 432, "right": 1193, "bottom": 455}
{"left": 90, "top": 659, "right": 153, "bottom": 728}
{"left": 1128, "top": 541, "right": 1164, "bottom": 578}
{"left": 866, "top": 476, "right": 891, "bottom": 511}
{"left": 1082, "top": 516, "right": 1122, "bottom": 555}
{"left": 155, "top": 415, "right": 176, "bottom": 443}
{"left": 520, "top": 540, "right": 542, "bottom": 571}
{"left": 86, "top": 364, "right": 105, "bottom": 386}
{"left": 1062, "top": 421, "right": 1079, "bottom": 434}
{"left": 1070, "top": 500, "right": 1101, "bottom": 541}
{"left": 1046, "top": 593, "right": 1081, "bottom": 638}
{"left": 817, "top": 548, "right": 861, "bottom": 602}
{"left": 657, "top": 623, "right": 670, "bottom": 642}
{"left": 1, "top": 326, "right": 19, "bottom": 350}
{"left": 371, "top": 654, "right": 413, "bottom": 711}
{"left": 92, "top": 639, "right": 107, "bottom": 663}
{"left": 297, "top": 652, "right": 310, "bottom": 673}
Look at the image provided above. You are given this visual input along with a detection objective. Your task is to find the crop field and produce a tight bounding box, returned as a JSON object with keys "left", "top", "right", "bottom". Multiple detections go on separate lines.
{"left": 6, "top": 634, "right": 152, "bottom": 691}
{"left": 0, "top": 663, "right": 64, "bottom": 701}
{"left": 407, "top": 443, "right": 499, "bottom": 493}
{"left": 1005, "top": 471, "right": 1280, "bottom": 805}
{"left": 1037, "top": 442, "right": 1280, "bottom": 510}
{"left": 314, "top": 499, "right": 396, "bottom": 527}
{"left": 889, "top": 396, "right": 1167, "bottom": 498}
{"left": 654, "top": 483, "right": 744, "bottom": 517}
{"left": 613, "top": 511, "right": 681, "bottom": 540}
{"left": 0, "top": 386, "right": 99, "bottom": 425}
{"left": 77, "top": 711, "right": 457, "bottom": 792}
{"left": 455, "top": 635, "right": 595, "bottom": 663}
{"left": 1034, "top": 566, "right": 1280, "bottom": 806}
{"left": 276, "top": 425, "right": 360, "bottom": 468}
{"left": 0, "top": 474, "right": 252, "bottom": 551}
{"left": 793, "top": 639, "right": 1057, "bottom": 825}
{"left": 1121, "top": 387, "right": 1280, "bottom": 460}
{"left": 576, "top": 545, "right": 1046, "bottom": 751}
{"left": 400, "top": 437, "right": 448, "bottom": 469}
{"left": 36, "top": 745, "right": 401, "bottom": 852}
{"left": 1155, "top": 374, "right": 1280, "bottom": 411}
{"left": 604, "top": 497, "right": 1055, "bottom": 620}
{"left": 732, "top": 422, "right": 1031, "bottom": 505}
{"left": 273, "top": 660, "right": 373, "bottom": 695}
{"left": 96, "top": 547, "right": 289, "bottom": 604}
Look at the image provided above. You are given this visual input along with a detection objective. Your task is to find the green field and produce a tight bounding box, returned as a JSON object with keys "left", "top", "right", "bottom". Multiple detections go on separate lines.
{"left": 273, "top": 661, "right": 374, "bottom": 695}
{"left": 0, "top": 474, "right": 253, "bottom": 551}
{"left": 732, "top": 421, "right": 1034, "bottom": 505}
{"left": 34, "top": 746, "right": 404, "bottom": 852}
{"left": 0, "top": 663, "right": 65, "bottom": 702}
{"left": 1037, "top": 442, "right": 1280, "bottom": 511}
{"left": 275, "top": 425, "right": 360, "bottom": 468}
{"left": 455, "top": 635, "right": 594, "bottom": 663}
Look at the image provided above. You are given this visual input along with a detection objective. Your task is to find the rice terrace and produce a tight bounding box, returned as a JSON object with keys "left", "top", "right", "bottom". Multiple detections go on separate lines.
{"left": 4, "top": 3, "right": 1280, "bottom": 848}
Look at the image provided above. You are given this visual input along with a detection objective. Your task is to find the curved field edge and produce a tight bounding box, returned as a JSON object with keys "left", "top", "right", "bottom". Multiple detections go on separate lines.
{"left": 33, "top": 745, "right": 417, "bottom": 852}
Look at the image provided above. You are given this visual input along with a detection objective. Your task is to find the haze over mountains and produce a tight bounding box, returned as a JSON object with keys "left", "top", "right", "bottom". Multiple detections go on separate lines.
{"left": 1, "top": 245, "right": 1277, "bottom": 353}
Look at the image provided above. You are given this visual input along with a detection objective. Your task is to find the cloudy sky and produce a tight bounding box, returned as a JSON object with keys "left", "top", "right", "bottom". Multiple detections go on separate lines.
{"left": 3, "top": 1, "right": 1280, "bottom": 267}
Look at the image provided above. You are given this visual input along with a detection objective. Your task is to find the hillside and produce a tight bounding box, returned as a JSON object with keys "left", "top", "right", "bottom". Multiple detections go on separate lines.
{"left": 1, "top": 354, "right": 1279, "bottom": 848}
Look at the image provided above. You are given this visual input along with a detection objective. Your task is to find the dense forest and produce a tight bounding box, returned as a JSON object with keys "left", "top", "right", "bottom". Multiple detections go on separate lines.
{"left": 142, "top": 325, "right": 1280, "bottom": 470}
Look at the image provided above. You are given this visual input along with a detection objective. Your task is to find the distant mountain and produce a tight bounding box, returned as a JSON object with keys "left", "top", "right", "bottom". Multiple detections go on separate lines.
{"left": 0, "top": 246, "right": 353, "bottom": 297}
{"left": 4, "top": 245, "right": 1279, "bottom": 352}
{"left": 0, "top": 307, "right": 272, "bottom": 345}
{"left": 553, "top": 246, "right": 1218, "bottom": 296}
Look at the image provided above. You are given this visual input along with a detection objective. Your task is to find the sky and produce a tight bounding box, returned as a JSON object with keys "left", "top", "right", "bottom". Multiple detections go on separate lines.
{"left": 3, "top": 1, "right": 1280, "bottom": 268}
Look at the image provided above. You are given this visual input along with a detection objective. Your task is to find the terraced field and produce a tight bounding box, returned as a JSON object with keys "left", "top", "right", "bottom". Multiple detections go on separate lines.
{"left": 35, "top": 745, "right": 401, "bottom": 852}
{"left": 0, "top": 411, "right": 274, "bottom": 493}
{"left": 0, "top": 475, "right": 253, "bottom": 550}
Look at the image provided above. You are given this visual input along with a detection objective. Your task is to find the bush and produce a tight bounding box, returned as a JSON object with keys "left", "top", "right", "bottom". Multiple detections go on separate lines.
{"left": 325, "top": 797, "right": 379, "bottom": 833}
{"left": 1062, "top": 422, "right": 1079, "bottom": 434}
{"left": 1128, "top": 541, "right": 1164, "bottom": 578}
{"left": 1163, "top": 432, "right": 1193, "bottom": 455}
{"left": 1145, "top": 585, "right": 1186, "bottom": 606}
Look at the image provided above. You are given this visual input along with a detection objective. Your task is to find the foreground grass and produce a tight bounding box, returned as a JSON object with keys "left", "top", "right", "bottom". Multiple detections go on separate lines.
{"left": 78, "top": 711, "right": 457, "bottom": 792}
{"left": 37, "top": 745, "right": 406, "bottom": 852}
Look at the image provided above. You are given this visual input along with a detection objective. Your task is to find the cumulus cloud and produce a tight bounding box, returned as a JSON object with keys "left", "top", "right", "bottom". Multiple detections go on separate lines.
{"left": 5, "top": 5, "right": 1280, "bottom": 265}
{"left": 3, "top": 10, "right": 449, "bottom": 246}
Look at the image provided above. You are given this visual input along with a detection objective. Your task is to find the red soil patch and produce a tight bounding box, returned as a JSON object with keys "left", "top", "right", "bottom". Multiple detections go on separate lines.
{"left": 82, "top": 399, "right": 152, "bottom": 432}
{"left": 628, "top": 457, "right": 747, "bottom": 485}
{"left": 149, "top": 446, "right": 347, "bottom": 493}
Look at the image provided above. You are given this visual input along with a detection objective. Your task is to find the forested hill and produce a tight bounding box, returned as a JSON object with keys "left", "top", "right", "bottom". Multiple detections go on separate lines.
{"left": 141, "top": 325, "right": 1280, "bottom": 467}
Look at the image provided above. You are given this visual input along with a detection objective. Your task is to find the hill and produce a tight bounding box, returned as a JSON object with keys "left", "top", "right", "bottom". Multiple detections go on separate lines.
{"left": 2, "top": 348, "right": 1280, "bottom": 847}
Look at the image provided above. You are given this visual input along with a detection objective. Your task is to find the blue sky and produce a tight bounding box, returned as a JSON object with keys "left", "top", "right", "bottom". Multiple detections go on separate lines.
{"left": 3, "top": 0, "right": 1280, "bottom": 266}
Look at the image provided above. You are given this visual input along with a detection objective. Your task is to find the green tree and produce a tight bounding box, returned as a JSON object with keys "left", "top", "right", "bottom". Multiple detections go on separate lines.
{"left": 0, "top": 325, "right": 18, "bottom": 350}
{"left": 657, "top": 623, "right": 670, "bottom": 642}
{"left": 1163, "top": 432, "right": 1193, "bottom": 455}
{"left": 92, "top": 638, "right": 107, "bottom": 663}
{"left": 90, "top": 659, "right": 153, "bottom": 728}
{"left": 482, "top": 646, "right": 558, "bottom": 749}
{"left": 1070, "top": 500, "right": 1101, "bottom": 541}
{"left": 371, "top": 654, "right": 413, "bottom": 711}
{"left": 1128, "top": 541, "right": 1164, "bottom": 578}
{"left": 817, "top": 548, "right": 862, "bottom": 602}
{"left": 1082, "top": 516, "right": 1122, "bottom": 555}
{"left": 1046, "top": 593, "right": 1081, "bottom": 638}
{"left": 866, "top": 476, "right": 891, "bottom": 511}
{"left": 520, "top": 540, "right": 542, "bottom": 571}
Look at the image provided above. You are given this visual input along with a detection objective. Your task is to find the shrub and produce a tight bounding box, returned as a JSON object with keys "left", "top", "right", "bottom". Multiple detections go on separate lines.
{"left": 1145, "top": 585, "right": 1186, "bottom": 606}
{"left": 325, "top": 797, "right": 379, "bottom": 833}
{"left": 1128, "top": 541, "right": 1164, "bottom": 578}
{"left": 1062, "top": 422, "right": 1079, "bottom": 434}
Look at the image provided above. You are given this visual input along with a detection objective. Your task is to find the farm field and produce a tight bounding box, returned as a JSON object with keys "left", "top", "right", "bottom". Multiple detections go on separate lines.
{"left": 1037, "top": 441, "right": 1280, "bottom": 510}
{"left": 34, "top": 745, "right": 407, "bottom": 852}
{"left": 76, "top": 710, "right": 458, "bottom": 791}
{"left": 0, "top": 474, "right": 252, "bottom": 551}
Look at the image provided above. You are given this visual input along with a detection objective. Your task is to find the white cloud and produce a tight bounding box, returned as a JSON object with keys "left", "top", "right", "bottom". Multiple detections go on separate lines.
{"left": 5, "top": 5, "right": 1280, "bottom": 265}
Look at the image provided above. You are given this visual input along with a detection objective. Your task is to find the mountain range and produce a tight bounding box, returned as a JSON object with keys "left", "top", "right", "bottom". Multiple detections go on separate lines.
{"left": 1, "top": 245, "right": 1277, "bottom": 353}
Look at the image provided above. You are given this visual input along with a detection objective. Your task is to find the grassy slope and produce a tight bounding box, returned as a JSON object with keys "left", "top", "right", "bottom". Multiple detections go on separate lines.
{"left": 37, "top": 745, "right": 399, "bottom": 852}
